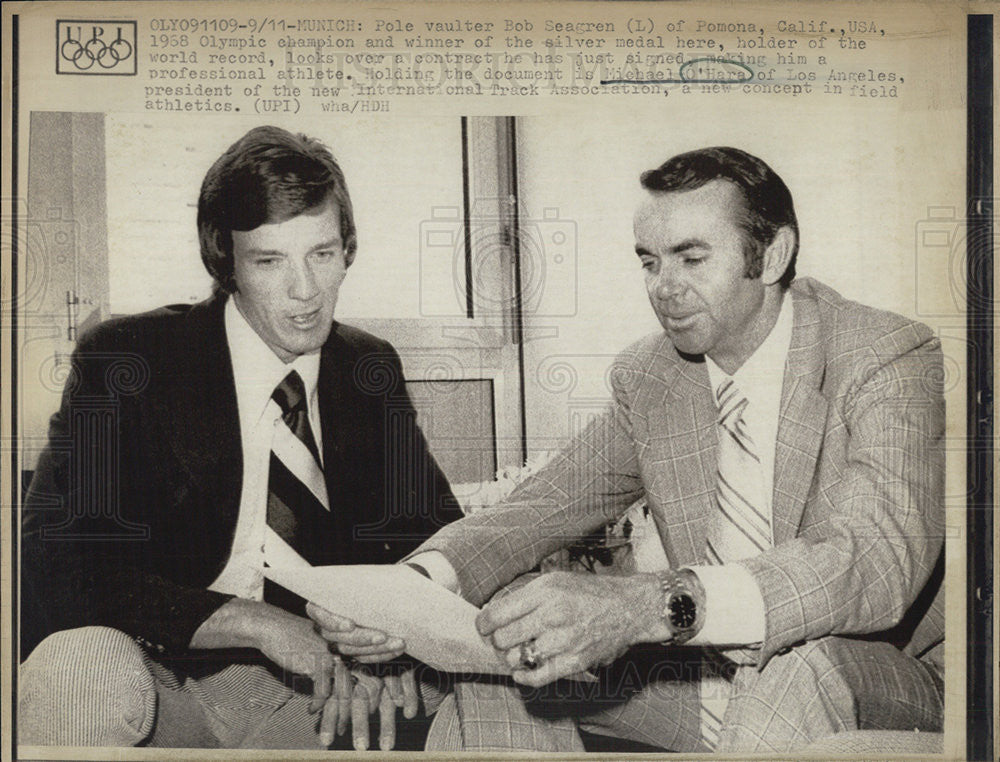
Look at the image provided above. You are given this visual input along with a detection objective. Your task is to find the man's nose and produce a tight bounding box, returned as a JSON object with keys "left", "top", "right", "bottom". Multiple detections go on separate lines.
{"left": 288, "top": 260, "right": 320, "bottom": 300}
{"left": 654, "top": 264, "right": 684, "bottom": 300}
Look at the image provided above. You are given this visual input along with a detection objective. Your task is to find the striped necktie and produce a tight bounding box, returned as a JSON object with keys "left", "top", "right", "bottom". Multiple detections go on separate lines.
{"left": 263, "top": 370, "right": 330, "bottom": 614}
{"left": 707, "top": 378, "right": 771, "bottom": 562}
{"left": 700, "top": 377, "right": 773, "bottom": 749}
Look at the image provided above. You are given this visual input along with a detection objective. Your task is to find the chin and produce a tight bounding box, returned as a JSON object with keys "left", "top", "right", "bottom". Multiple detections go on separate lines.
{"left": 281, "top": 334, "right": 327, "bottom": 358}
{"left": 664, "top": 333, "right": 709, "bottom": 358}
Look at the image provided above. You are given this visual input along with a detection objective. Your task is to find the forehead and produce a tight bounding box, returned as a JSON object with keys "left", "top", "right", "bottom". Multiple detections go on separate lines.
{"left": 235, "top": 200, "right": 342, "bottom": 251}
{"left": 634, "top": 179, "right": 746, "bottom": 243}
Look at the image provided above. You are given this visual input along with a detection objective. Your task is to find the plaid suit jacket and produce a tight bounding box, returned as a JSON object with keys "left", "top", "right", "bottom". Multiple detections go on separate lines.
{"left": 415, "top": 277, "right": 945, "bottom": 671}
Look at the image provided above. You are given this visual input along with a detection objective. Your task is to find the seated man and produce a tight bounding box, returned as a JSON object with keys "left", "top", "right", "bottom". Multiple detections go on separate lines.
{"left": 414, "top": 147, "right": 945, "bottom": 753}
{"left": 20, "top": 126, "right": 462, "bottom": 750}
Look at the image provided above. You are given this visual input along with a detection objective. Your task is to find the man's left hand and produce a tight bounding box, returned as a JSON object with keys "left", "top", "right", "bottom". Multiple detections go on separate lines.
{"left": 476, "top": 571, "right": 666, "bottom": 688}
{"left": 318, "top": 661, "right": 420, "bottom": 751}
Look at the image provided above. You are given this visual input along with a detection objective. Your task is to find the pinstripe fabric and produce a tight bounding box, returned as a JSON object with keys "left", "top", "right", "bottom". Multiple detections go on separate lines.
{"left": 18, "top": 626, "right": 322, "bottom": 748}
{"left": 412, "top": 277, "right": 946, "bottom": 751}
{"left": 425, "top": 693, "right": 464, "bottom": 751}
{"left": 19, "top": 627, "right": 157, "bottom": 746}
{"left": 19, "top": 626, "right": 457, "bottom": 750}
{"left": 145, "top": 657, "right": 314, "bottom": 749}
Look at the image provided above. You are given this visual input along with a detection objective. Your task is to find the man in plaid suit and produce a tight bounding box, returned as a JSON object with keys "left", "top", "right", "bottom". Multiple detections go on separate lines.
{"left": 411, "top": 147, "right": 945, "bottom": 752}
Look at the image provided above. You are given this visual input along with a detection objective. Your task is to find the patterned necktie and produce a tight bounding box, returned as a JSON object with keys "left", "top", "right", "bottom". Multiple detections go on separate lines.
{"left": 700, "top": 377, "right": 773, "bottom": 749}
{"left": 263, "top": 370, "right": 330, "bottom": 613}
{"left": 707, "top": 378, "right": 771, "bottom": 562}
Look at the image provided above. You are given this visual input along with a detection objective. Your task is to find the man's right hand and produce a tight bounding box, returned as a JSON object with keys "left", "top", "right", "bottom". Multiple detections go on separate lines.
{"left": 252, "top": 604, "right": 340, "bottom": 713}
{"left": 306, "top": 601, "right": 405, "bottom": 663}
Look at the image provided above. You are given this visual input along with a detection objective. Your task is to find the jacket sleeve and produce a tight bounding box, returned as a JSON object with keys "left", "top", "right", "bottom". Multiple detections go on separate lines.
{"left": 21, "top": 325, "right": 233, "bottom": 659}
{"left": 406, "top": 355, "right": 646, "bottom": 607}
{"left": 739, "top": 332, "right": 946, "bottom": 666}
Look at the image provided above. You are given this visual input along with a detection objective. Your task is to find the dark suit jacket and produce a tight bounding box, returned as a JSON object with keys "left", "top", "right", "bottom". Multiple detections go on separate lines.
{"left": 414, "top": 278, "right": 945, "bottom": 672}
{"left": 21, "top": 293, "right": 461, "bottom": 659}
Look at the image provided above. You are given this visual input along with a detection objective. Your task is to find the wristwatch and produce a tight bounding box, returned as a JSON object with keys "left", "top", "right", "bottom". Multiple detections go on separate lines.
{"left": 654, "top": 568, "right": 706, "bottom": 645}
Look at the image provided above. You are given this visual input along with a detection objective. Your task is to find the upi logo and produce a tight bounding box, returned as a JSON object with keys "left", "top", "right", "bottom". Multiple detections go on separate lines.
{"left": 56, "top": 20, "right": 137, "bottom": 75}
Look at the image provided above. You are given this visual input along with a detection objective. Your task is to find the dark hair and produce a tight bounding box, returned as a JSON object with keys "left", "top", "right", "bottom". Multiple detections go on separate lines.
{"left": 640, "top": 146, "right": 798, "bottom": 288}
{"left": 197, "top": 126, "right": 357, "bottom": 293}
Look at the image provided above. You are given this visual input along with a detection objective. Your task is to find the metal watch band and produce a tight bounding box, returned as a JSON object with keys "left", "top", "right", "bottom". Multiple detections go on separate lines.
{"left": 655, "top": 568, "right": 707, "bottom": 645}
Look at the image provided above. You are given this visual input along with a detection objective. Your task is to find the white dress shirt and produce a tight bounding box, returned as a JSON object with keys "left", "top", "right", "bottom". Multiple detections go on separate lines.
{"left": 207, "top": 297, "right": 323, "bottom": 599}
{"left": 688, "top": 292, "right": 794, "bottom": 645}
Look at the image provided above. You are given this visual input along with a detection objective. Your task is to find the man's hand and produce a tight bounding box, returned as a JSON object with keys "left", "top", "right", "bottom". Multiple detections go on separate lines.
{"left": 306, "top": 602, "right": 405, "bottom": 663}
{"left": 191, "top": 598, "right": 417, "bottom": 750}
{"left": 476, "top": 571, "right": 667, "bottom": 688}
{"left": 252, "top": 605, "right": 342, "bottom": 714}
{"left": 191, "top": 598, "right": 337, "bottom": 712}
{"left": 318, "top": 663, "right": 420, "bottom": 751}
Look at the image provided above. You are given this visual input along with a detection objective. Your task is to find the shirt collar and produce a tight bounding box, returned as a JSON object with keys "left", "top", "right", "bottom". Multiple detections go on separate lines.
{"left": 224, "top": 296, "right": 321, "bottom": 424}
{"left": 705, "top": 292, "right": 794, "bottom": 397}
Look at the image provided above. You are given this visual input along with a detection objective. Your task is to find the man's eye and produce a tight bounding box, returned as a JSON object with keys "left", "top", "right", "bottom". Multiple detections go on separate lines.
{"left": 312, "top": 250, "right": 339, "bottom": 261}
{"left": 683, "top": 256, "right": 704, "bottom": 265}
{"left": 640, "top": 258, "right": 656, "bottom": 270}
{"left": 254, "top": 257, "right": 280, "bottom": 267}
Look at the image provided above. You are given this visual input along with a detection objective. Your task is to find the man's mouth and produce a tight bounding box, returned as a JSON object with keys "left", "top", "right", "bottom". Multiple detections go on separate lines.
{"left": 661, "top": 310, "right": 698, "bottom": 328}
{"left": 289, "top": 308, "right": 321, "bottom": 329}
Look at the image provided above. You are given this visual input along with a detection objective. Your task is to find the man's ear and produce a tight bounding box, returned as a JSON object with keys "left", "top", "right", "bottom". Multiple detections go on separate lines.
{"left": 761, "top": 226, "right": 795, "bottom": 286}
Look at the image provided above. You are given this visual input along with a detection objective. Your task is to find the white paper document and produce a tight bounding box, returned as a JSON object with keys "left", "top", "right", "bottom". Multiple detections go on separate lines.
{"left": 263, "top": 563, "right": 510, "bottom": 674}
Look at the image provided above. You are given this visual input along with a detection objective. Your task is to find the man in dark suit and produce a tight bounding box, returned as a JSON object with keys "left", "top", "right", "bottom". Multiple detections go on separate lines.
{"left": 19, "top": 126, "right": 461, "bottom": 750}
{"left": 414, "top": 147, "right": 945, "bottom": 753}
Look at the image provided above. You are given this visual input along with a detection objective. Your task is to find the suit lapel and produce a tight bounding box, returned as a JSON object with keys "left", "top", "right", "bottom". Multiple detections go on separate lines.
{"left": 163, "top": 294, "right": 242, "bottom": 529}
{"left": 771, "top": 289, "right": 828, "bottom": 544}
{"left": 644, "top": 345, "right": 718, "bottom": 567}
{"left": 318, "top": 325, "right": 363, "bottom": 563}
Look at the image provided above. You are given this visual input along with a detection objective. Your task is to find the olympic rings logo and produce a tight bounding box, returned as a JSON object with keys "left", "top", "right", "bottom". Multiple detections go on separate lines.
{"left": 57, "top": 22, "right": 137, "bottom": 74}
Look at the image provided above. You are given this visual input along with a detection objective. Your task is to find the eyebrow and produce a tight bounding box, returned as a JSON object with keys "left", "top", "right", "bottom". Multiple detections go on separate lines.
{"left": 245, "top": 238, "right": 343, "bottom": 257}
{"left": 309, "top": 237, "right": 343, "bottom": 252}
{"left": 670, "top": 238, "right": 709, "bottom": 254}
{"left": 635, "top": 239, "right": 709, "bottom": 258}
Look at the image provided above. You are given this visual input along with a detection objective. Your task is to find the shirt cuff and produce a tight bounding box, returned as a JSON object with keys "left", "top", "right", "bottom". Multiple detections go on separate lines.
{"left": 685, "top": 564, "right": 765, "bottom": 646}
{"left": 406, "top": 551, "right": 462, "bottom": 596}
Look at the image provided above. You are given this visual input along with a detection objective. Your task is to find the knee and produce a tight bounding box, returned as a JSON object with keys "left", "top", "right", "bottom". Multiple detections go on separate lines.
{"left": 766, "top": 636, "right": 893, "bottom": 693}
{"left": 750, "top": 637, "right": 852, "bottom": 695}
{"left": 731, "top": 636, "right": 861, "bottom": 722}
{"left": 20, "top": 627, "right": 156, "bottom": 746}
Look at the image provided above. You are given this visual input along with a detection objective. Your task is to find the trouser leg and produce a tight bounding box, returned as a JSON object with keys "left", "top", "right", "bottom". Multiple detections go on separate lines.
{"left": 426, "top": 645, "right": 704, "bottom": 752}
{"left": 149, "top": 653, "right": 444, "bottom": 750}
{"left": 18, "top": 627, "right": 317, "bottom": 749}
{"left": 428, "top": 676, "right": 585, "bottom": 752}
{"left": 19, "top": 627, "right": 157, "bottom": 746}
{"left": 576, "top": 646, "right": 705, "bottom": 752}
{"left": 144, "top": 654, "right": 311, "bottom": 749}
{"left": 718, "top": 636, "right": 944, "bottom": 753}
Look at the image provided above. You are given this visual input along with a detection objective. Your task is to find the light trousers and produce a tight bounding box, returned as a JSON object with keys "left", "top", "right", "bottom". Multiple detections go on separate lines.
{"left": 425, "top": 636, "right": 944, "bottom": 753}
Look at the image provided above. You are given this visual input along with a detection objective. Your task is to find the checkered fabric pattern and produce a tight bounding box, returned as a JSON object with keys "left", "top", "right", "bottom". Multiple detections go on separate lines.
{"left": 410, "top": 277, "right": 946, "bottom": 750}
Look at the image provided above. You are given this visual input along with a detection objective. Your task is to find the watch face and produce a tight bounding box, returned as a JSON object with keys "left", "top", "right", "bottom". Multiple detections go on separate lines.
{"left": 669, "top": 593, "right": 697, "bottom": 629}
